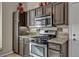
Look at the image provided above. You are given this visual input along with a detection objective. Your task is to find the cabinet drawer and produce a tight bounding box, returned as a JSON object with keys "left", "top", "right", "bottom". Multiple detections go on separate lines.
{"left": 24, "top": 44, "right": 29, "bottom": 57}
{"left": 48, "top": 49, "right": 60, "bottom": 57}
{"left": 48, "top": 43, "right": 61, "bottom": 50}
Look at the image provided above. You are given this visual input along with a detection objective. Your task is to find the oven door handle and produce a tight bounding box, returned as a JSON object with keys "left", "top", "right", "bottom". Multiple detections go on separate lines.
{"left": 30, "top": 42, "right": 47, "bottom": 47}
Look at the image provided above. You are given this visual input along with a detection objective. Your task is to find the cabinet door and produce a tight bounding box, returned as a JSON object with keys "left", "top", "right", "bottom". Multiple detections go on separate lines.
{"left": 48, "top": 43, "right": 61, "bottom": 50}
{"left": 24, "top": 38, "right": 29, "bottom": 57}
{"left": 19, "top": 37, "right": 24, "bottom": 56}
{"left": 53, "top": 3, "right": 65, "bottom": 25}
{"left": 29, "top": 10, "right": 35, "bottom": 26}
{"left": 27, "top": 11, "right": 30, "bottom": 26}
{"left": 24, "top": 43, "right": 29, "bottom": 57}
{"left": 64, "top": 3, "right": 68, "bottom": 25}
{"left": 48, "top": 49, "right": 60, "bottom": 57}
{"left": 19, "top": 12, "right": 27, "bottom": 26}
{"left": 36, "top": 7, "right": 43, "bottom": 17}
{"left": 44, "top": 4, "right": 53, "bottom": 15}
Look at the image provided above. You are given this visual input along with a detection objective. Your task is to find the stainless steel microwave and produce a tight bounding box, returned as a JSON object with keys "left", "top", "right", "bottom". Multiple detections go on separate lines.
{"left": 35, "top": 15, "right": 52, "bottom": 27}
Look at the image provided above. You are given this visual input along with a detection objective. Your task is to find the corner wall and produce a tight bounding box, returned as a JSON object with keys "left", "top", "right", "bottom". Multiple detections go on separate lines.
{"left": 0, "top": 2, "right": 27, "bottom": 56}
{"left": 0, "top": 2, "right": 2, "bottom": 50}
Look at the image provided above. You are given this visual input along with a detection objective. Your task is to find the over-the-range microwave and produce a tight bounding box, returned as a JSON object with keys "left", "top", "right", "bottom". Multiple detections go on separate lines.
{"left": 35, "top": 15, "right": 53, "bottom": 27}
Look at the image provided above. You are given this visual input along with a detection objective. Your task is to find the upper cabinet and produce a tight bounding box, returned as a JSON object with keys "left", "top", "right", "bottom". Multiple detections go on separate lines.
{"left": 26, "top": 2, "right": 68, "bottom": 26}
{"left": 27, "top": 11, "right": 30, "bottom": 26}
{"left": 53, "top": 2, "right": 68, "bottom": 25}
{"left": 19, "top": 12, "right": 27, "bottom": 26}
{"left": 64, "top": 3, "right": 68, "bottom": 25}
{"left": 27, "top": 9, "right": 36, "bottom": 26}
{"left": 36, "top": 7, "right": 43, "bottom": 17}
{"left": 35, "top": 4, "right": 53, "bottom": 17}
{"left": 44, "top": 4, "right": 53, "bottom": 15}
{"left": 29, "top": 10, "right": 36, "bottom": 26}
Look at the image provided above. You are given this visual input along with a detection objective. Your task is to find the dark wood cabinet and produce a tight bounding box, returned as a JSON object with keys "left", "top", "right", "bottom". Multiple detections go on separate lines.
{"left": 27, "top": 10, "right": 35, "bottom": 26}
{"left": 48, "top": 42, "right": 68, "bottom": 57}
{"left": 64, "top": 3, "right": 68, "bottom": 25}
{"left": 27, "top": 6, "right": 50, "bottom": 26}
{"left": 29, "top": 10, "right": 36, "bottom": 26}
{"left": 53, "top": 2, "right": 68, "bottom": 25}
{"left": 36, "top": 7, "right": 43, "bottom": 17}
{"left": 26, "top": 2, "right": 68, "bottom": 26}
{"left": 27, "top": 11, "right": 30, "bottom": 26}
{"left": 19, "top": 37, "right": 29, "bottom": 57}
{"left": 44, "top": 4, "right": 53, "bottom": 15}
{"left": 53, "top": 3, "right": 65, "bottom": 25}
{"left": 19, "top": 12, "right": 27, "bottom": 26}
{"left": 35, "top": 4, "right": 53, "bottom": 17}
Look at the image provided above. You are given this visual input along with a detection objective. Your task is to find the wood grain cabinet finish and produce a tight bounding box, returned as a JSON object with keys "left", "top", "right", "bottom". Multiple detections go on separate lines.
{"left": 48, "top": 42, "right": 68, "bottom": 57}
{"left": 48, "top": 43, "right": 61, "bottom": 50}
{"left": 19, "top": 37, "right": 29, "bottom": 57}
{"left": 19, "top": 12, "right": 27, "bottom": 26}
{"left": 27, "top": 11, "right": 30, "bottom": 26}
{"left": 64, "top": 2, "right": 68, "bottom": 25}
{"left": 53, "top": 2, "right": 68, "bottom": 25}
{"left": 19, "top": 37, "right": 24, "bottom": 56}
{"left": 36, "top": 7, "right": 43, "bottom": 17}
{"left": 29, "top": 10, "right": 35, "bottom": 26}
{"left": 26, "top": 2, "right": 68, "bottom": 26}
{"left": 23, "top": 38, "right": 29, "bottom": 57}
{"left": 44, "top": 4, "right": 53, "bottom": 15}
{"left": 48, "top": 49, "right": 60, "bottom": 57}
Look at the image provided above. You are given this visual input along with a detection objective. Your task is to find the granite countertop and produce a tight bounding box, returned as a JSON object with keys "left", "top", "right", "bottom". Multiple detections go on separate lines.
{"left": 48, "top": 37, "right": 68, "bottom": 44}
{"left": 19, "top": 33, "right": 42, "bottom": 38}
{"left": 19, "top": 34, "right": 37, "bottom": 38}
{"left": 19, "top": 32, "right": 68, "bottom": 44}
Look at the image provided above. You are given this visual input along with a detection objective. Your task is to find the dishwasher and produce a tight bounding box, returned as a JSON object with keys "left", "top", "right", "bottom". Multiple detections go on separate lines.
{"left": 19, "top": 37, "right": 30, "bottom": 57}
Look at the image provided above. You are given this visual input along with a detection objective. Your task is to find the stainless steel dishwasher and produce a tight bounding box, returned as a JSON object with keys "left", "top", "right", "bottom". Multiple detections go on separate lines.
{"left": 19, "top": 37, "right": 30, "bottom": 57}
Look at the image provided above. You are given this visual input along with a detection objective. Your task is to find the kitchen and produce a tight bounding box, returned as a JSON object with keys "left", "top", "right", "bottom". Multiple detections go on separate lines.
{"left": 0, "top": 2, "right": 79, "bottom": 57}
{"left": 12, "top": 2, "right": 69, "bottom": 57}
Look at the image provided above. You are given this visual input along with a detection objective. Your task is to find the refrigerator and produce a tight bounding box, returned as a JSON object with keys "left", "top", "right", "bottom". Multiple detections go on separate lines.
{"left": 13, "top": 11, "right": 27, "bottom": 54}
{"left": 13, "top": 12, "right": 19, "bottom": 54}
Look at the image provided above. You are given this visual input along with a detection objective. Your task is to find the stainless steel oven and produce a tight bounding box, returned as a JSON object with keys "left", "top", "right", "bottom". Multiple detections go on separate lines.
{"left": 35, "top": 15, "right": 52, "bottom": 27}
{"left": 29, "top": 29, "right": 57, "bottom": 57}
{"left": 29, "top": 42, "right": 47, "bottom": 57}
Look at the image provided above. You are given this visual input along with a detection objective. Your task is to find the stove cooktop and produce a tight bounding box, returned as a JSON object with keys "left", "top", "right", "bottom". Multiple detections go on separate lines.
{"left": 30, "top": 35, "right": 56, "bottom": 44}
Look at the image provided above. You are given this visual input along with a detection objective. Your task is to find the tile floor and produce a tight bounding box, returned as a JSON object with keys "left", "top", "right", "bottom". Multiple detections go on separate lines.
{"left": 3, "top": 53, "right": 21, "bottom": 57}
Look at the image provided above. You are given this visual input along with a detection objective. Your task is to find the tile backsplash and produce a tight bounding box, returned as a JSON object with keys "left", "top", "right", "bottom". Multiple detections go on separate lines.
{"left": 57, "top": 25, "right": 69, "bottom": 33}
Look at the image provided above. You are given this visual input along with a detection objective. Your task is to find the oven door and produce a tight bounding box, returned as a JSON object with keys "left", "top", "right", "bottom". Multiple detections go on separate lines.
{"left": 29, "top": 42, "right": 47, "bottom": 57}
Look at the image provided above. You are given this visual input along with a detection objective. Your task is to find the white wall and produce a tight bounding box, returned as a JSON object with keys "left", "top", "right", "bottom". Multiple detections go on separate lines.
{"left": 0, "top": 2, "right": 2, "bottom": 50}
{"left": 0, "top": 2, "right": 27, "bottom": 56}
{"left": 0, "top": 2, "right": 39, "bottom": 56}
{"left": 69, "top": 2, "right": 79, "bottom": 57}
{"left": 26, "top": 2, "right": 39, "bottom": 11}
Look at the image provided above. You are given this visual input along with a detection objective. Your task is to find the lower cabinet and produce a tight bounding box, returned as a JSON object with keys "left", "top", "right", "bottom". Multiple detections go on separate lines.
{"left": 19, "top": 37, "right": 29, "bottom": 57}
{"left": 48, "top": 42, "right": 68, "bottom": 57}
{"left": 19, "top": 37, "right": 24, "bottom": 56}
{"left": 23, "top": 40, "right": 29, "bottom": 57}
{"left": 48, "top": 49, "right": 60, "bottom": 57}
